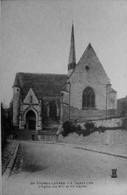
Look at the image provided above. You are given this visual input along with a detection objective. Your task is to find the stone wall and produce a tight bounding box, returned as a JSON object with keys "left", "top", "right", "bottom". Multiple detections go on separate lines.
{"left": 117, "top": 96, "right": 127, "bottom": 116}
{"left": 58, "top": 129, "right": 127, "bottom": 149}
{"left": 108, "top": 90, "right": 117, "bottom": 110}
{"left": 60, "top": 103, "right": 69, "bottom": 123}
{"left": 78, "top": 117, "right": 127, "bottom": 130}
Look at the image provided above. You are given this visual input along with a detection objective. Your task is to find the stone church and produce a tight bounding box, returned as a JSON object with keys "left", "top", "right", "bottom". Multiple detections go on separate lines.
{"left": 12, "top": 24, "right": 117, "bottom": 131}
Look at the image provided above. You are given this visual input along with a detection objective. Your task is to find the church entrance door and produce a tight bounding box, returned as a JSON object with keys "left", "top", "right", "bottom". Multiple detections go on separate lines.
{"left": 26, "top": 110, "right": 36, "bottom": 130}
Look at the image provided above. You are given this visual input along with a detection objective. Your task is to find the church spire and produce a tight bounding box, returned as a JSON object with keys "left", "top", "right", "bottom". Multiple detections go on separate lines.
{"left": 68, "top": 23, "right": 76, "bottom": 75}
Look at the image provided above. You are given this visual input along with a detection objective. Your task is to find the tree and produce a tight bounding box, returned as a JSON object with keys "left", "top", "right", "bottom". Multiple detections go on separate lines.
{"left": 1, "top": 103, "right": 7, "bottom": 146}
{"left": 1, "top": 103, "right": 12, "bottom": 147}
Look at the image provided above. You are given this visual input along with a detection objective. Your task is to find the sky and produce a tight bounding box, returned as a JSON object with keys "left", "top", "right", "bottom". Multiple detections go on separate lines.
{"left": 1, "top": 0, "right": 127, "bottom": 107}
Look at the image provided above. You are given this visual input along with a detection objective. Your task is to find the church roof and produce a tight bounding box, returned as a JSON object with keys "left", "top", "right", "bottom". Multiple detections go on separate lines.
{"left": 13, "top": 72, "right": 68, "bottom": 100}
{"left": 118, "top": 96, "right": 127, "bottom": 102}
{"left": 78, "top": 43, "right": 100, "bottom": 65}
{"left": 69, "top": 43, "right": 110, "bottom": 83}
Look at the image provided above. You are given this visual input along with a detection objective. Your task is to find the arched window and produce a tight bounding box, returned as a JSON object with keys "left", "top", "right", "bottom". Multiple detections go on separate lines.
{"left": 82, "top": 87, "right": 95, "bottom": 108}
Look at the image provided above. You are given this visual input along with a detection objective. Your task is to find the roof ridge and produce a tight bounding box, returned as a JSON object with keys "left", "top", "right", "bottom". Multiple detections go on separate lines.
{"left": 17, "top": 72, "right": 68, "bottom": 76}
{"left": 78, "top": 42, "right": 96, "bottom": 64}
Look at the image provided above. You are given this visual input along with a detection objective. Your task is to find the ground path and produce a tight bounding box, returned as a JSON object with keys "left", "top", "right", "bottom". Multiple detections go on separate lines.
{"left": 2, "top": 141, "right": 127, "bottom": 195}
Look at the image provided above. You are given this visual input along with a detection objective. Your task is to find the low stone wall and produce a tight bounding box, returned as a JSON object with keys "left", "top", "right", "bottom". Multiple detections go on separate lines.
{"left": 78, "top": 117, "right": 127, "bottom": 130}
{"left": 58, "top": 130, "right": 127, "bottom": 149}
{"left": 38, "top": 134, "right": 57, "bottom": 141}
{"left": 14, "top": 129, "right": 39, "bottom": 140}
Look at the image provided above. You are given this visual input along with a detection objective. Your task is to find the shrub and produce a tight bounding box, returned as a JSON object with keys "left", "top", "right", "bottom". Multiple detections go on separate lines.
{"left": 82, "top": 121, "right": 95, "bottom": 137}
{"left": 97, "top": 126, "right": 106, "bottom": 133}
{"left": 77, "top": 124, "right": 82, "bottom": 131}
{"left": 62, "top": 121, "right": 74, "bottom": 137}
{"left": 84, "top": 121, "right": 95, "bottom": 131}
{"left": 83, "top": 130, "right": 91, "bottom": 136}
{"left": 62, "top": 121, "right": 82, "bottom": 137}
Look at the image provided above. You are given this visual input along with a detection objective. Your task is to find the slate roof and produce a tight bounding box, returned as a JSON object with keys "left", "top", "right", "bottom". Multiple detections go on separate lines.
{"left": 13, "top": 72, "right": 68, "bottom": 100}
{"left": 110, "top": 87, "right": 117, "bottom": 93}
{"left": 117, "top": 96, "right": 127, "bottom": 102}
{"left": 69, "top": 43, "right": 110, "bottom": 83}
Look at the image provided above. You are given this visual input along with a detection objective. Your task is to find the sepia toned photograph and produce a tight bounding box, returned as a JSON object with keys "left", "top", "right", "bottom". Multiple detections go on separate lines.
{"left": 1, "top": 0, "right": 127, "bottom": 194}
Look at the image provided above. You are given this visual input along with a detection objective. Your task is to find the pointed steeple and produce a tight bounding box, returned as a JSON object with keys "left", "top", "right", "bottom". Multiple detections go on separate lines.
{"left": 68, "top": 23, "right": 76, "bottom": 75}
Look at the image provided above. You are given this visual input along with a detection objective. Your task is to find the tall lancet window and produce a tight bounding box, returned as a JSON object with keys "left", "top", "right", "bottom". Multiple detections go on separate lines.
{"left": 82, "top": 87, "right": 95, "bottom": 108}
